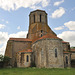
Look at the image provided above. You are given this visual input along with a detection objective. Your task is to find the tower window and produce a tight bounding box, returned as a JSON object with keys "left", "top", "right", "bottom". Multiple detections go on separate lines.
{"left": 34, "top": 15, "right": 35, "bottom": 23}
{"left": 40, "top": 14, "right": 41, "bottom": 22}
{"left": 55, "top": 49, "right": 57, "bottom": 57}
{"left": 41, "top": 30, "right": 43, "bottom": 33}
{"left": 26, "top": 55, "right": 29, "bottom": 62}
{"left": 66, "top": 56, "right": 68, "bottom": 64}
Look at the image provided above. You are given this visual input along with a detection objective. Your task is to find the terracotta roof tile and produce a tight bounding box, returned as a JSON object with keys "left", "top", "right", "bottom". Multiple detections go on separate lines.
{"left": 17, "top": 49, "right": 32, "bottom": 53}
{"left": 62, "top": 41, "right": 69, "bottom": 44}
{"left": 64, "top": 51, "right": 70, "bottom": 53}
{"left": 30, "top": 9, "right": 47, "bottom": 14}
{"left": 71, "top": 49, "right": 75, "bottom": 52}
{"left": 32, "top": 33, "right": 62, "bottom": 43}
{"left": 9, "top": 38, "right": 32, "bottom": 42}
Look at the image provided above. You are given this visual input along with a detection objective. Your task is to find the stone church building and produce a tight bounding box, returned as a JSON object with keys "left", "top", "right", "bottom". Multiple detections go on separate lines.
{"left": 5, "top": 10, "right": 71, "bottom": 68}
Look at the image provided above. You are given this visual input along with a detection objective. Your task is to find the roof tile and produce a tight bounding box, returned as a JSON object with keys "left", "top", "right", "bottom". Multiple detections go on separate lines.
{"left": 17, "top": 49, "right": 32, "bottom": 53}
{"left": 9, "top": 38, "right": 32, "bottom": 42}
{"left": 32, "top": 33, "right": 62, "bottom": 43}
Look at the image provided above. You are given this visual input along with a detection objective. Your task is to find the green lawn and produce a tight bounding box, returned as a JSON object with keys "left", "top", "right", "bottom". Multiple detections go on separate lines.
{"left": 0, "top": 67, "right": 75, "bottom": 75}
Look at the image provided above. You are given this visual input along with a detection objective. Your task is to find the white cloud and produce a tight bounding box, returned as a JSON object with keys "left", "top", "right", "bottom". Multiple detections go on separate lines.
{"left": 42, "top": 0, "right": 49, "bottom": 7}
{"left": 17, "top": 26, "right": 21, "bottom": 30}
{"left": 0, "top": 32, "right": 9, "bottom": 55}
{"left": 0, "top": 24, "right": 5, "bottom": 29}
{"left": 30, "top": 6, "right": 41, "bottom": 10}
{"left": 0, "top": 31, "right": 28, "bottom": 55}
{"left": 58, "top": 31, "right": 75, "bottom": 47}
{"left": 0, "top": 43, "right": 7, "bottom": 55}
{"left": 2, "top": 19, "right": 4, "bottom": 21}
{"left": 54, "top": 0, "right": 64, "bottom": 6}
{"left": 9, "top": 31, "right": 28, "bottom": 38}
{"left": 51, "top": 7, "right": 65, "bottom": 18}
{"left": 54, "top": 26, "right": 64, "bottom": 30}
{"left": 64, "top": 21, "right": 75, "bottom": 30}
{"left": 0, "top": 0, "right": 49, "bottom": 11}
{"left": 6, "top": 21, "right": 9, "bottom": 24}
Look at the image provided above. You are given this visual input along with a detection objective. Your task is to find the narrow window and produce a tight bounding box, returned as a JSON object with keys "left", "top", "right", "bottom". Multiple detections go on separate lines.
{"left": 55, "top": 49, "right": 57, "bottom": 57}
{"left": 27, "top": 55, "right": 29, "bottom": 62}
{"left": 41, "top": 34, "right": 42, "bottom": 37}
{"left": 34, "top": 15, "right": 35, "bottom": 23}
{"left": 68, "top": 45, "right": 70, "bottom": 51}
{"left": 45, "top": 15, "right": 47, "bottom": 23}
{"left": 66, "top": 56, "right": 68, "bottom": 64}
{"left": 41, "top": 30, "right": 43, "bottom": 37}
{"left": 40, "top": 14, "right": 41, "bottom": 22}
{"left": 41, "top": 30, "right": 43, "bottom": 33}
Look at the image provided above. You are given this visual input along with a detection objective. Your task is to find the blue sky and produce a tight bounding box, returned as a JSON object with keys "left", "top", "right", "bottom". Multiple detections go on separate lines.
{"left": 0, "top": 0, "right": 75, "bottom": 55}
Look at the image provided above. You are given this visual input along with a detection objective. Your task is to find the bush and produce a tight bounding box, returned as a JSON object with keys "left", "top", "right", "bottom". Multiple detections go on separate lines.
{"left": 0, "top": 55, "right": 10, "bottom": 68}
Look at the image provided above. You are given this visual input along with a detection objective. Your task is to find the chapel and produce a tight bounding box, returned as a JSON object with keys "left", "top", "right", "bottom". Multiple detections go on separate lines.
{"left": 5, "top": 10, "right": 71, "bottom": 68}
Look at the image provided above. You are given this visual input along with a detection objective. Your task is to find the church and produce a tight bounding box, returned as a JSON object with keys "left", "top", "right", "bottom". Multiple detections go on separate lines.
{"left": 5, "top": 9, "right": 71, "bottom": 68}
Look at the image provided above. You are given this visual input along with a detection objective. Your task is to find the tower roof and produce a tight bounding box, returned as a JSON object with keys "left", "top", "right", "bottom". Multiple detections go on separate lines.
{"left": 29, "top": 9, "right": 47, "bottom": 15}
{"left": 33, "top": 33, "right": 62, "bottom": 43}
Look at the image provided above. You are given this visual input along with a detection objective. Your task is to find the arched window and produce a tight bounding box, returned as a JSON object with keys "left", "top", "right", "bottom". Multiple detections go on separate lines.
{"left": 41, "top": 34, "right": 43, "bottom": 37}
{"left": 26, "top": 55, "right": 29, "bottom": 62}
{"left": 41, "top": 30, "right": 43, "bottom": 37}
{"left": 34, "top": 15, "right": 35, "bottom": 23}
{"left": 55, "top": 49, "right": 57, "bottom": 57}
{"left": 66, "top": 56, "right": 68, "bottom": 64}
{"left": 40, "top": 14, "right": 41, "bottom": 22}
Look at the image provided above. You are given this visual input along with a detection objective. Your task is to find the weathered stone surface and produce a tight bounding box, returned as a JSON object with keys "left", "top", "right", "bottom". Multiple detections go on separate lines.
{"left": 32, "top": 39, "right": 64, "bottom": 68}
{"left": 63, "top": 53, "right": 71, "bottom": 67}
{"left": 5, "top": 40, "right": 32, "bottom": 67}
{"left": 17, "top": 52, "right": 32, "bottom": 67}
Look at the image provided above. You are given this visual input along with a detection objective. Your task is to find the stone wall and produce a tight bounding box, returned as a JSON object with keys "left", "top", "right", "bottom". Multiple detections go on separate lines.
{"left": 63, "top": 53, "right": 71, "bottom": 67}
{"left": 62, "top": 43, "right": 70, "bottom": 51}
{"left": 27, "top": 10, "right": 56, "bottom": 40}
{"left": 71, "top": 53, "right": 75, "bottom": 60}
{"left": 5, "top": 40, "right": 32, "bottom": 67}
{"left": 29, "top": 10, "right": 47, "bottom": 25}
{"left": 17, "top": 52, "right": 32, "bottom": 67}
{"left": 32, "top": 39, "right": 64, "bottom": 68}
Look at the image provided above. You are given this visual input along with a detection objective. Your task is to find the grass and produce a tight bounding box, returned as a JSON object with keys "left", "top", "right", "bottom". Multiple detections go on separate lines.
{"left": 0, "top": 67, "right": 75, "bottom": 75}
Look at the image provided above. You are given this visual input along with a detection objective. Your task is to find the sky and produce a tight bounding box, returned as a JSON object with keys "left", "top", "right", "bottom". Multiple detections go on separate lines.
{"left": 0, "top": 0, "right": 75, "bottom": 55}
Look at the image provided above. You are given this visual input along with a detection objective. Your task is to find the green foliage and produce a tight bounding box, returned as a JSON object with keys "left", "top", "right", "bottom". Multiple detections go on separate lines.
{"left": 0, "top": 54, "right": 4, "bottom": 61}
{"left": 3, "top": 56, "right": 10, "bottom": 63}
{"left": 0, "top": 68, "right": 75, "bottom": 75}
{"left": 0, "top": 55, "right": 10, "bottom": 68}
{"left": 71, "top": 47, "right": 75, "bottom": 49}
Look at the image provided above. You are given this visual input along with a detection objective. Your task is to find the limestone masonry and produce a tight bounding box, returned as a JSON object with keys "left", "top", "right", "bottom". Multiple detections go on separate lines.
{"left": 5, "top": 10, "right": 71, "bottom": 68}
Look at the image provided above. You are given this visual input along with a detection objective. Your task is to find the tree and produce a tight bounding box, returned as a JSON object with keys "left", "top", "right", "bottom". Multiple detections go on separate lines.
{"left": 0, "top": 54, "right": 4, "bottom": 68}
{"left": 0, "top": 55, "right": 10, "bottom": 68}
{"left": 3, "top": 56, "right": 10, "bottom": 63}
{"left": 0, "top": 54, "right": 4, "bottom": 61}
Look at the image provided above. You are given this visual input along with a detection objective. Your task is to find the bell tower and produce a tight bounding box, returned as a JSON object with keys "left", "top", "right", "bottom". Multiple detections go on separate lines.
{"left": 29, "top": 9, "right": 47, "bottom": 25}
{"left": 27, "top": 9, "right": 56, "bottom": 40}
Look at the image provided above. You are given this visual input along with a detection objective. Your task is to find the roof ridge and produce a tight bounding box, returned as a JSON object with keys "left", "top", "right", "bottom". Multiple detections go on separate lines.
{"left": 32, "top": 33, "right": 62, "bottom": 43}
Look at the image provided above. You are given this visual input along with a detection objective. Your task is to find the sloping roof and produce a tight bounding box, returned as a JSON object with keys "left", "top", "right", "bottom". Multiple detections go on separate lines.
{"left": 17, "top": 49, "right": 32, "bottom": 53}
{"left": 71, "top": 49, "right": 75, "bottom": 52}
{"left": 33, "top": 33, "right": 62, "bottom": 43}
{"left": 64, "top": 51, "right": 70, "bottom": 53}
{"left": 30, "top": 9, "right": 47, "bottom": 15}
{"left": 9, "top": 38, "right": 32, "bottom": 42}
{"left": 62, "top": 41, "right": 69, "bottom": 44}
